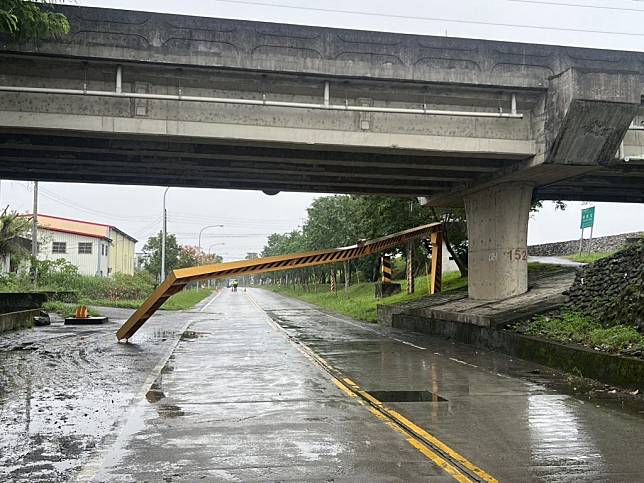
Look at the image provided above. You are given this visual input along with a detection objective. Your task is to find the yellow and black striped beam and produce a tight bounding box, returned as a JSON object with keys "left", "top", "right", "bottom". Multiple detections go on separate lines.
{"left": 116, "top": 222, "right": 442, "bottom": 341}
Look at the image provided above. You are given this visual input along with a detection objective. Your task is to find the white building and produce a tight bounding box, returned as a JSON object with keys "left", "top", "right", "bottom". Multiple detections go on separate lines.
{"left": 37, "top": 228, "right": 111, "bottom": 276}
{"left": 31, "top": 214, "right": 137, "bottom": 277}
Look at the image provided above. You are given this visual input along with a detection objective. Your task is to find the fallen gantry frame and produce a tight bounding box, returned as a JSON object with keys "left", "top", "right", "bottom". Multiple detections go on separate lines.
{"left": 116, "top": 222, "right": 443, "bottom": 341}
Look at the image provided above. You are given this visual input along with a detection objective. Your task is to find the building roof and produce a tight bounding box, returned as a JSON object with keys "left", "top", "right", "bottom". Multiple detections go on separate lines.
{"left": 37, "top": 225, "right": 112, "bottom": 241}
{"left": 21, "top": 213, "right": 138, "bottom": 243}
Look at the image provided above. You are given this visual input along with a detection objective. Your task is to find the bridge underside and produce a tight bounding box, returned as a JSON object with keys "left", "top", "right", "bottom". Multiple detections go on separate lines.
{"left": 1, "top": 129, "right": 642, "bottom": 202}
{"left": 0, "top": 129, "right": 520, "bottom": 197}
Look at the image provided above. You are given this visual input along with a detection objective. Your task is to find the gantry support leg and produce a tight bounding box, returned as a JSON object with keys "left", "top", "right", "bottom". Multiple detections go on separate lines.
{"left": 430, "top": 231, "right": 442, "bottom": 295}
{"left": 406, "top": 240, "right": 414, "bottom": 294}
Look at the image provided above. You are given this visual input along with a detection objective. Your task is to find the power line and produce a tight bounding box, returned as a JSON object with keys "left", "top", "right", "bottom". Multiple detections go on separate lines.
{"left": 167, "top": 211, "right": 302, "bottom": 224}
{"left": 37, "top": 186, "right": 156, "bottom": 222}
{"left": 209, "top": 0, "right": 644, "bottom": 37}
{"left": 174, "top": 233, "right": 273, "bottom": 237}
{"left": 509, "top": 0, "right": 644, "bottom": 13}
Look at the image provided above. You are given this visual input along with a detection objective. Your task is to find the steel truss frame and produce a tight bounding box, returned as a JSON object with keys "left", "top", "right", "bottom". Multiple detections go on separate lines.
{"left": 116, "top": 222, "right": 443, "bottom": 341}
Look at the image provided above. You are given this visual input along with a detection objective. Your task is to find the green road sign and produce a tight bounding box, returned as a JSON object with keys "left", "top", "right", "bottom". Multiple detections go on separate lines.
{"left": 580, "top": 206, "right": 595, "bottom": 229}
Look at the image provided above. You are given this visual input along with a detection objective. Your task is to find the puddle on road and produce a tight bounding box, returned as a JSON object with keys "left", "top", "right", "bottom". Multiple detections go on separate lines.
{"left": 145, "top": 383, "right": 185, "bottom": 418}
{"left": 145, "top": 381, "right": 166, "bottom": 403}
{"left": 157, "top": 404, "right": 185, "bottom": 418}
{"left": 180, "top": 330, "right": 208, "bottom": 341}
{"left": 145, "top": 369, "right": 186, "bottom": 418}
{"left": 367, "top": 390, "right": 447, "bottom": 403}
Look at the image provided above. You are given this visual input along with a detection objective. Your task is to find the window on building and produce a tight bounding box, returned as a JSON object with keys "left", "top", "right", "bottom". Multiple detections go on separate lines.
{"left": 52, "top": 242, "right": 66, "bottom": 254}
{"left": 78, "top": 242, "right": 92, "bottom": 254}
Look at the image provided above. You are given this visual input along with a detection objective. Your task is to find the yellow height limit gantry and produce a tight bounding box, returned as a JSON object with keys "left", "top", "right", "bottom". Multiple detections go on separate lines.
{"left": 116, "top": 222, "right": 443, "bottom": 341}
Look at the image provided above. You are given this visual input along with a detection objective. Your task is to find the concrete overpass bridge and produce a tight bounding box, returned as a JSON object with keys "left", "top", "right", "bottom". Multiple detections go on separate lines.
{"left": 0, "top": 5, "right": 642, "bottom": 301}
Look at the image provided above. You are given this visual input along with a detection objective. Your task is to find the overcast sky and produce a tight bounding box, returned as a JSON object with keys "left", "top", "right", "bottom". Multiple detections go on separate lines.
{"left": 3, "top": 0, "right": 643, "bottom": 256}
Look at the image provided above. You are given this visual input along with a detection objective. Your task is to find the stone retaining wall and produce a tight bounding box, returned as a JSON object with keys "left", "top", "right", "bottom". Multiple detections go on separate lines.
{"left": 565, "top": 241, "right": 643, "bottom": 330}
{"left": 528, "top": 232, "right": 640, "bottom": 257}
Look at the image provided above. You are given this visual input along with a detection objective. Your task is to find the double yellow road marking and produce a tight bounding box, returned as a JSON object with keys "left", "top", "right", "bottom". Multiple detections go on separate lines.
{"left": 245, "top": 291, "right": 498, "bottom": 483}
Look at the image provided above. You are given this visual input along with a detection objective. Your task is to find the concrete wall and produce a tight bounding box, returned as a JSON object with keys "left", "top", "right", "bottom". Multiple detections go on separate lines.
{"left": 0, "top": 292, "right": 47, "bottom": 313}
{"left": 0, "top": 309, "right": 39, "bottom": 334}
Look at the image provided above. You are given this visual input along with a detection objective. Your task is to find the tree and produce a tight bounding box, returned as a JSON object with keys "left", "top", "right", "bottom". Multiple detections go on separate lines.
{"left": 0, "top": 207, "right": 31, "bottom": 271}
{"left": 177, "top": 245, "right": 223, "bottom": 268}
{"left": 142, "top": 231, "right": 180, "bottom": 280}
{"left": 1, "top": 1, "right": 70, "bottom": 40}
{"left": 303, "top": 196, "right": 361, "bottom": 250}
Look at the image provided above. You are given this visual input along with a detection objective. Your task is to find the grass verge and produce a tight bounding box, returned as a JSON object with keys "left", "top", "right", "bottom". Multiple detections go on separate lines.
{"left": 264, "top": 272, "right": 467, "bottom": 323}
{"left": 516, "top": 311, "right": 644, "bottom": 354}
{"left": 83, "top": 288, "right": 214, "bottom": 311}
{"left": 42, "top": 301, "right": 101, "bottom": 318}
{"left": 527, "top": 261, "right": 570, "bottom": 271}
{"left": 564, "top": 252, "right": 613, "bottom": 263}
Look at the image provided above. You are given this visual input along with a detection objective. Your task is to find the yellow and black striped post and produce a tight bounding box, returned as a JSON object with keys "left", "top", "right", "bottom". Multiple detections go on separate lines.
{"left": 330, "top": 269, "right": 337, "bottom": 295}
{"left": 381, "top": 255, "right": 392, "bottom": 284}
{"left": 406, "top": 240, "right": 414, "bottom": 294}
{"left": 430, "top": 231, "right": 443, "bottom": 295}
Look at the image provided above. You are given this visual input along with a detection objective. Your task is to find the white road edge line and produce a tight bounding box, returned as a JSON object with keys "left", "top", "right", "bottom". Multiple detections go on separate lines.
{"left": 257, "top": 289, "right": 428, "bottom": 350}
{"left": 392, "top": 338, "right": 427, "bottom": 350}
{"left": 75, "top": 290, "right": 221, "bottom": 481}
{"left": 200, "top": 289, "right": 223, "bottom": 312}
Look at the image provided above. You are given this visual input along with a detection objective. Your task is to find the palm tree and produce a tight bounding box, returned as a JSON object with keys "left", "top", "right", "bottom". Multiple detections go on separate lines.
{"left": 0, "top": 207, "right": 31, "bottom": 271}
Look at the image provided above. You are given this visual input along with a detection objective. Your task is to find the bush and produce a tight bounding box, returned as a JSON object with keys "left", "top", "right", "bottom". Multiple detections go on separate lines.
{"left": 0, "top": 272, "right": 33, "bottom": 292}
{"left": 521, "top": 311, "right": 644, "bottom": 353}
{"left": 10, "top": 259, "right": 157, "bottom": 301}
{"left": 78, "top": 272, "right": 155, "bottom": 300}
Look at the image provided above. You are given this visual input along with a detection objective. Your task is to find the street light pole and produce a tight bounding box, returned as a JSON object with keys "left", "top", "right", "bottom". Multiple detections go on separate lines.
{"left": 207, "top": 242, "right": 225, "bottom": 254}
{"left": 31, "top": 181, "right": 38, "bottom": 287}
{"left": 161, "top": 187, "right": 170, "bottom": 282}
{"left": 198, "top": 224, "right": 224, "bottom": 254}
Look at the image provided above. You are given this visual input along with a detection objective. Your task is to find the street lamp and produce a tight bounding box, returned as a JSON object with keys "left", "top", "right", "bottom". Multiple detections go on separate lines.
{"left": 161, "top": 187, "right": 170, "bottom": 282}
{"left": 207, "top": 242, "right": 225, "bottom": 254}
{"left": 198, "top": 224, "right": 224, "bottom": 254}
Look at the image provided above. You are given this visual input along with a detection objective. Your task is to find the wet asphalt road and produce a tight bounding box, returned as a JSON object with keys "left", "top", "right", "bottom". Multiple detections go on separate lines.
{"left": 0, "top": 303, "right": 213, "bottom": 482}
{"left": 2, "top": 288, "right": 644, "bottom": 482}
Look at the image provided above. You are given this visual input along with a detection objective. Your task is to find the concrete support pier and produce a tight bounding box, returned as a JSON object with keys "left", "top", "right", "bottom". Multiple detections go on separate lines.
{"left": 464, "top": 182, "right": 534, "bottom": 300}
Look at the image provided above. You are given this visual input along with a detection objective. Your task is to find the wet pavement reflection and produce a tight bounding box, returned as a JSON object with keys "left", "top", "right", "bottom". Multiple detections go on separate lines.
{"left": 94, "top": 289, "right": 457, "bottom": 482}
{"left": 251, "top": 288, "right": 644, "bottom": 482}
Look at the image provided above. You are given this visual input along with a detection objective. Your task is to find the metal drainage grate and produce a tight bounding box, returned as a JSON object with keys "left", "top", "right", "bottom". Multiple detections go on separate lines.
{"left": 367, "top": 390, "right": 447, "bottom": 403}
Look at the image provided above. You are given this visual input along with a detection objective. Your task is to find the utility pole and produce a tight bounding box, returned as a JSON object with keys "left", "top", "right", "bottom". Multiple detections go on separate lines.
{"left": 161, "top": 187, "right": 169, "bottom": 282}
{"left": 31, "top": 181, "right": 38, "bottom": 287}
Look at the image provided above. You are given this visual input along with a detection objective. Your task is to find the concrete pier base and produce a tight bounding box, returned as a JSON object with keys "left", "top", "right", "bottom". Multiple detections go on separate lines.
{"left": 464, "top": 182, "right": 534, "bottom": 300}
